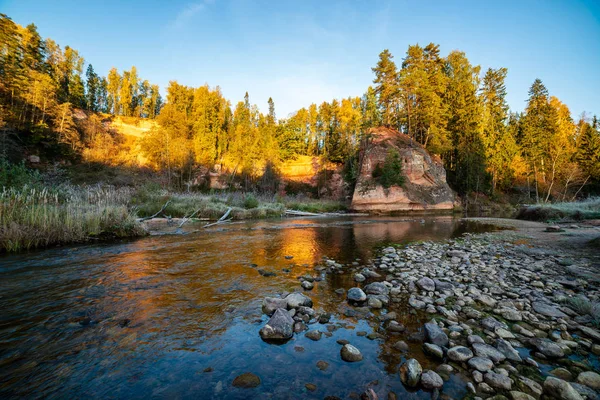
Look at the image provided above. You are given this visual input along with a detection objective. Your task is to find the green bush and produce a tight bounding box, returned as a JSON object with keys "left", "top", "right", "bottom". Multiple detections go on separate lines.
{"left": 372, "top": 149, "right": 405, "bottom": 189}
{"left": 0, "top": 160, "right": 43, "bottom": 189}
{"left": 244, "top": 193, "right": 259, "bottom": 209}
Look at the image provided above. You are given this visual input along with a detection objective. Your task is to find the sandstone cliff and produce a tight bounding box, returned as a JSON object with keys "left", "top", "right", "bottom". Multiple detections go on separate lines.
{"left": 351, "top": 127, "right": 455, "bottom": 212}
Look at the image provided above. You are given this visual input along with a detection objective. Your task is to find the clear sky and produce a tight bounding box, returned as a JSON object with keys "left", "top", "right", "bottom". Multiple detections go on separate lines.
{"left": 2, "top": 0, "right": 599, "bottom": 119}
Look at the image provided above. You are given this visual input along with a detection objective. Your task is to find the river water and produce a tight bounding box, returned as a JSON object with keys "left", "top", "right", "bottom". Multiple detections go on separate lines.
{"left": 0, "top": 216, "right": 493, "bottom": 399}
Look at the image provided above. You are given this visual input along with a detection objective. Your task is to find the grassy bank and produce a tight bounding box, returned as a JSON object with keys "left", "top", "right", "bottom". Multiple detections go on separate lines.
{"left": 0, "top": 182, "right": 348, "bottom": 252}
{"left": 0, "top": 185, "right": 145, "bottom": 252}
{"left": 517, "top": 197, "right": 600, "bottom": 222}
{"left": 132, "top": 188, "right": 347, "bottom": 219}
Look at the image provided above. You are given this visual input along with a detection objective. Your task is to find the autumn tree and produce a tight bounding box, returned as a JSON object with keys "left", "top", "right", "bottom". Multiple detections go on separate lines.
{"left": 372, "top": 49, "right": 399, "bottom": 127}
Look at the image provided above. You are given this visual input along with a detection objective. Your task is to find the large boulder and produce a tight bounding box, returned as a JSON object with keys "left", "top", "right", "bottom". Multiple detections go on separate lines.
{"left": 351, "top": 127, "right": 455, "bottom": 212}
{"left": 259, "top": 308, "right": 294, "bottom": 341}
{"left": 285, "top": 292, "right": 313, "bottom": 309}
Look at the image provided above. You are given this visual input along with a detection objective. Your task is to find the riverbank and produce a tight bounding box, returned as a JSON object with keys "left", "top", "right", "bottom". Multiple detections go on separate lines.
{"left": 257, "top": 217, "right": 600, "bottom": 399}
{"left": 0, "top": 183, "right": 349, "bottom": 252}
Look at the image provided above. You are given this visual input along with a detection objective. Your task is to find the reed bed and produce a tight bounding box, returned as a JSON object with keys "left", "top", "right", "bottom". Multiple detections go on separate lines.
{"left": 0, "top": 185, "right": 145, "bottom": 252}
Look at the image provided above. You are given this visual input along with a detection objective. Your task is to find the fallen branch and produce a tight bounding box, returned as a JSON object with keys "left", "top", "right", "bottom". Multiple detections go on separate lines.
{"left": 178, "top": 207, "right": 203, "bottom": 228}
{"left": 285, "top": 209, "right": 323, "bottom": 216}
{"left": 139, "top": 200, "right": 170, "bottom": 221}
{"left": 203, "top": 207, "right": 232, "bottom": 228}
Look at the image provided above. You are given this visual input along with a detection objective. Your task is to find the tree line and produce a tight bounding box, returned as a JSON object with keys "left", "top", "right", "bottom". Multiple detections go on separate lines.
{"left": 0, "top": 14, "right": 162, "bottom": 157}
{"left": 1, "top": 13, "right": 599, "bottom": 199}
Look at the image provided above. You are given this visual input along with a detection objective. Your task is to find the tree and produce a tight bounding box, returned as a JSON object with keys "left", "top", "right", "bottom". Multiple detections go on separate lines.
{"left": 372, "top": 49, "right": 399, "bottom": 127}
{"left": 480, "top": 67, "right": 515, "bottom": 191}
{"left": 361, "top": 86, "right": 381, "bottom": 129}
{"left": 398, "top": 43, "right": 448, "bottom": 152}
{"left": 107, "top": 67, "right": 120, "bottom": 115}
{"left": 520, "top": 79, "right": 558, "bottom": 201}
{"left": 444, "top": 51, "right": 488, "bottom": 195}
{"left": 85, "top": 64, "right": 99, "bottom": 111}
{"left": 577, "top": 116, "right": 600, "bottom": 181}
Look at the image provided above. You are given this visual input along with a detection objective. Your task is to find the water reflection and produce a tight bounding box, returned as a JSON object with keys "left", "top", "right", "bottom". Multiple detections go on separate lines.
{"left": 0, "top": 216, "right": 490, "bottom": 399}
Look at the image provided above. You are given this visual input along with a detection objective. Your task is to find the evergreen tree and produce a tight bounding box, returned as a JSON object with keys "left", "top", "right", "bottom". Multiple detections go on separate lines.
{"left": 445, "top": 51, "right": 488, "bottom": 195}
{"left": 85, "top": 64, "right": 99, "bottom": 111}
{"left": 577, "top": 116, "right": 600, "bottom": 180}
{"left": 372, "top": 49, "right": 399, "bottom": 127}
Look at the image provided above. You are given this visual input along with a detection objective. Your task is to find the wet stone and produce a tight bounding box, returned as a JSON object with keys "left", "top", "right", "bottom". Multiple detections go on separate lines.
{"left": 232, "top": 372, "right": 261, "bottom": 388}
{"left": 341, "top": 344, "right": 363, "bottom": 362}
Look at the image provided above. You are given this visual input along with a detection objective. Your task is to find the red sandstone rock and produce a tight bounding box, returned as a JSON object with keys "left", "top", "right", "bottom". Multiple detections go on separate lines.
{"left": 351, "top": 127, "right": 455, "bottom": 212}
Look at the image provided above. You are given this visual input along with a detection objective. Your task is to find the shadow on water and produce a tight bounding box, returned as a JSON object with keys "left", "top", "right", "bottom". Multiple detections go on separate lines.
{"left": 0, "top": 216, "right": 495, "bottom": 399}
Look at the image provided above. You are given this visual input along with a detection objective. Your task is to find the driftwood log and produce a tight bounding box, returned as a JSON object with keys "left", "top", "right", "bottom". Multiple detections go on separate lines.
{"left": 139, "top": 200, "right": 170, "bottom": 221}
{"left": 203, "top": 207, "right": 233, "bottom": 228}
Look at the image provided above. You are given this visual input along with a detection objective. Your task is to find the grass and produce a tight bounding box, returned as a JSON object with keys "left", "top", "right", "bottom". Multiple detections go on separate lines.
{"left": 517, "top": 197, "right": 600, "bottom": 222}
{"left": 564, "top": 296, "right": 600, "bottom": 327}
{"left": 0, "top": 185, "right": 146, "bottom": 252}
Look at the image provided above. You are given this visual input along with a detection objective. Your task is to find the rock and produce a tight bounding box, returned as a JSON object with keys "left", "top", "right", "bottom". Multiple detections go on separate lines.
{"left": 502, "top": 309, "right": 523, "bottom": 322}
{"left": 434, "top": 279, "right": 454, "bottom": 291}
{"left": 529, "top": 338, "right": 565, "bottom": 358}
{"left": 316, "top": 360, "right": 329, "bottom": 371}
{"left": 364, "top": 282, "right": 389, "bottom": 295}
{"left": 468, "top": 357, "right": 494, "bottom": 372}
{"left": 347, "top": 288, "right": 367, "bottom": 302}
{"left": 543, "top": 377, "right": 583, "bottom": 400}
{"left": 258, "top": 269, "right": 276, "bottom": 277}
{"left": 368, "top": 297, "right": 383, "bottom": 309}
{"left": 482, "top": 316, "right": 508, "bottom": 331}
{"left": 472, "top": 343, "right": 507, "bottom": 363}
{"left": 509, "top": 391, "right": 536, "bottom": 400}
{"left": 576, "top": 371, "right": 600, "bottom": 390}
{"left": 476, "top": 294, "right": 497, "bottom": 308}
{"left": 532, "top": 301, "right": 567, "bottom": 318}
{"left": 386, "top": 320, "right": 405, "bottom": 333}
{"left": 259, "top": 308, "right": 294, "bottom": 341}
{"left": 546, "top": 225, "right": 565, "bottom": 232}
{"left": 286, "top": 293, "right": 313, "bottom": 309}
{"left": 417, "top": 277, "right": 436, "bottom": 292}
{"left": 421, "top": 370, "right": 444, "bottom": 389}
{"left": 354, "top": 273, "right": 366, "bottom": 282}
{"left": 232, "top": 372, "right": 261, "bottom": 388}
{"left": 341, "top": 344, "right": 363, "bottom": 362}
{"left": 423, "top": 343, "right": 444, "bottom": 359}
{"left": 447, "top": 346, "right": 474, "bottom": 362}
{"left": 305, "top": 383, "right": 317, "bottom": 391}
{"left": 570, "top": 382, "right": 599, "bottom": 399}
{"left": 579, "top": 326, "right": 600, "bottom": 343}
{"left": 350, "top": 127, "right": 455, "bottom": 212}
{"left": 518, "top": 377, "right": 543, "bottom": 399}
{"left": 262, "top": 297, "right": 288, "bottom": 315}
{"left": 399, "top": 358, "right": 422, "bottom": 387}
{"left": 424, "top": 322, "right": 449, "bottom": 347}
{"left": 394, "top": 341, "right": 409, "bottom": 352}
{"left": 301, "top": 281, "right": 314, "bottom": 290}
{"left": 485, "top": 371, "right": 512, "bottom": 390}
{"left": 305, "top": 330, "right": 322, "bottom": 341}
{"left": 550, "top": 368, "right": 573, "bottom": 381}
{"left": 496, "top": 339, "right": 522, "bottom": 362}
{"left": 28, "top": 155, "right": 40, "bottom": 163}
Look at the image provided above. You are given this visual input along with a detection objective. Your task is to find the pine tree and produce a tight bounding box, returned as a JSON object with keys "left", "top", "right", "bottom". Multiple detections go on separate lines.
{"left": 372, "top": 49, "right": 399, "bottom": 127}
{"left": 85, "top": 64, "right": 98, "bottom": 111}
{"left": 577, "top": 116, "right": 600, "bottom": 180}
{"left": 107, "top": 67, "right": 120, "bottom": 115}
{"left": 267, "top": 97, "right": 276, "bottom": 124}
{"left": 445, "top": 51, "right": 488, "bottom": 195}
{"left": 361, "top": 86, "right": 381, "bottom": 129}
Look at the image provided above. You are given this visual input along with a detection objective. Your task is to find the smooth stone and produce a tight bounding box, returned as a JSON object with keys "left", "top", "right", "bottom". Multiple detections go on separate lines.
{"left": 496, "top": 339, "right": 522, "bottom": 362}
{"left": 341, "top": 344, "right": 363, "bottom": 362}
{"left": 347, "top": 287, "right": 367, "bottom": 302}
{"left": 424, "top": 322, "right": 449, "bottom": 347}
{"left": 232, "top": 372, "right": 261, "bottom": 388}
{"left": 364, "top": 282, "right": 389, "bottom": 295}
{"left": 543, "top": 377, "right": 583, "bottom": 400}
{"left": 420, "top": 370, "right": 444, "bottom": 389}
{"left": 576, "top": 371, "right": 600, "bottom": 390}
{"left": 485, "top": 371, "right": 512, "bottom": 390}
{"left": 529, "top": 338, "right": 565, "bottom": 358}
{"left": 286, "top": 292, "right": 313, "bottom": 309}
{"left": 468, "top": 357, "right": 494, "bottom": 372}
{"left": 472, "top": 343, "right": 507, "bottom": 363}
{"left": 305, "top": 330, "right": 322, "bottom": 341}
{"left": 399, "top": 358, "right": 422, "bottom": 387}
{"left": 423, "top": 343, "right": 444, "bottom": 359}
{"left": 447, "top": 346, "right": 474, "bottom": 362}
{"left": 262, "top": 297, "right": 288, "bottom": 315}
{"left": 532, "top": 302, "right": 568, "bottom": 318}
{"left": 417, "top": 277, "right": 436, "bottom": 292}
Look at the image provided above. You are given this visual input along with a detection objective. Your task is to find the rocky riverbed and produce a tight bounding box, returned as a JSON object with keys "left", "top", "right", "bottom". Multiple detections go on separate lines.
{"left": 256, "top": 225, "right": 600, "bottom": 400}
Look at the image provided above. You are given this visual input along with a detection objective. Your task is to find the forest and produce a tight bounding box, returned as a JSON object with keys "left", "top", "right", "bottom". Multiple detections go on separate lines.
{"left": 1, "top": 13, "right": 600, "bottom": 201}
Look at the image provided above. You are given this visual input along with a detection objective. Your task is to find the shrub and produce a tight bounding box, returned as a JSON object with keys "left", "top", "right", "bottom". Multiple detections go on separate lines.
{"left": 372, "top": 149, "right": 405, "bottom": 189}
{"left": 244, "top": 193, "right": 259, "bottom": 209}
{"left": 0, "top": 160, "right": 43, "bottom": 189}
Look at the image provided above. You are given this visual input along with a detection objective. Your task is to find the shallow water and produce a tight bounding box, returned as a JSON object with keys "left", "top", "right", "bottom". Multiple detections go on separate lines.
{"left": 0, "top": 216, "right": 493, "bottom": 399}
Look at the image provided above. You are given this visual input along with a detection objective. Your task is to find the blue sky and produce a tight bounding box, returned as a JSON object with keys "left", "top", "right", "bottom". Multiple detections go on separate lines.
{"left": 2, "top": 0, "right": 600, "bottom": 119}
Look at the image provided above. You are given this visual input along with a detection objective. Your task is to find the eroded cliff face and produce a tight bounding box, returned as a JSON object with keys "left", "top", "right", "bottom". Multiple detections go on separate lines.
{"left": 351, "top": 127, "right": 455, "bottom": 212}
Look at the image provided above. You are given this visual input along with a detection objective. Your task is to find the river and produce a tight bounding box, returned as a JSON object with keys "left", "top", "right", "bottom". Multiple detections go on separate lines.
{"left": 0, "top": 216, "right": 494, "bottom": 399}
